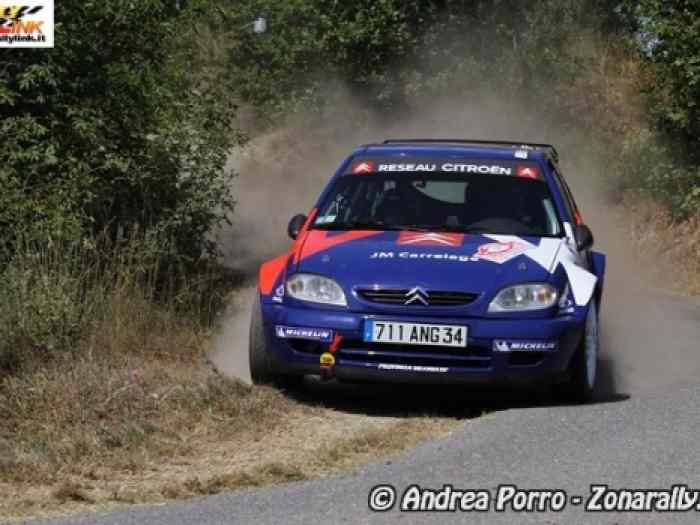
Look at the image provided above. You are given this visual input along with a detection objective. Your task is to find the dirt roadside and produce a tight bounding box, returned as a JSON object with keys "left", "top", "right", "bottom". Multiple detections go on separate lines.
{"left": 1, "top": 389, "right": 460, "bottom": 523}
{"left": 1, "top": 283, "right": 465, "bottom": 523}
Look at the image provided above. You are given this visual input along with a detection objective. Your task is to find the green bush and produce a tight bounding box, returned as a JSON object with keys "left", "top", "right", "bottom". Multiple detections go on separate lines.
{"left": 614, "top": 129, "right": 700, "bottom": 220}
{"left": 0, "top": 0, "right": 239, "bottom": 261}
{"left": 0, "top": 229, "right": 232, "bottom": 375}
{"left": 624, "top": 0, "right": 700, "bottom": 153}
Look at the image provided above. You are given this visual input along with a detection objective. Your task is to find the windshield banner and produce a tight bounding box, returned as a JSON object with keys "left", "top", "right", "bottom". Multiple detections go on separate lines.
{"left": 346, "top": 158, "right": 542, "bottom": 180}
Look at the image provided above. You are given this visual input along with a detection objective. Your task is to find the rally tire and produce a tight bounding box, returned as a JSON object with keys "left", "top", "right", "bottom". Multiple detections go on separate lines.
{"left": 556, "top": 301, "right": 599, "bottom": 404}
{"left": 249, "top": 293, "right": 277, "bottom": 385}
{"left": 248, "top": 293, "right": 303, "bottom": 390}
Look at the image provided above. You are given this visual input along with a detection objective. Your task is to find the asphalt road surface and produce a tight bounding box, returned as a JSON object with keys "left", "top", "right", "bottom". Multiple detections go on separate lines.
{"left": 30, "top": 198, "right": 700, "bottom": 525}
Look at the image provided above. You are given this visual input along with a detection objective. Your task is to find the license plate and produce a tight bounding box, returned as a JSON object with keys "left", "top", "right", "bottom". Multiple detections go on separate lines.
{"left": 364, "top": 320, "right": 467, "bottom": 348}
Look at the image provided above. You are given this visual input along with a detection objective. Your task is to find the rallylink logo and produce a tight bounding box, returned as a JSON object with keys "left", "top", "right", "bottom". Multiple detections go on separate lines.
{"left": 0, "top": 1, "right": 53, "bottom": 47}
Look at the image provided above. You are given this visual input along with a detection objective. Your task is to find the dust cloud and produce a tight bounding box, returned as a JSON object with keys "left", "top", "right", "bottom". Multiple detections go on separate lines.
{"left": 210, "top": 80, "right": 700, "bottom": 397}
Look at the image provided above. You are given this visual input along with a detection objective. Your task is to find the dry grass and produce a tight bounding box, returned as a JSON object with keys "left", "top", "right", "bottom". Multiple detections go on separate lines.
{"left": 623, "top": 193, "right": 700, "bottom": 295}
{"left": 0, "top": 316, "right": 302, "bottom": 521}
{"left": 0, "top": 352, "right": 458, "bottom": 522}
{"left": 180, "top": 418, "right": 455, "bottom": 497}
{"left": 0, "top": 265, "right": 460, "bottom": 522}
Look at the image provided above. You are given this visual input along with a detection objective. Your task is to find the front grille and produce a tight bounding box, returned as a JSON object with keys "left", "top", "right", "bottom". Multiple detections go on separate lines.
{"left": 357, "top": 289, "right": 479, "bottom": 306}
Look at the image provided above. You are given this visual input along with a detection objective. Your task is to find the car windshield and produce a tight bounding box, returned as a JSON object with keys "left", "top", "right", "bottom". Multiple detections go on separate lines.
{"left": 313, "top": 172, "right": 562, "bottom": 237}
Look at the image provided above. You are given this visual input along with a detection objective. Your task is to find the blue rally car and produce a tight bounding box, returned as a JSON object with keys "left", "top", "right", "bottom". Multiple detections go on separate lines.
{"left": 249, "top": 140, "right": 606, "bottom": 402}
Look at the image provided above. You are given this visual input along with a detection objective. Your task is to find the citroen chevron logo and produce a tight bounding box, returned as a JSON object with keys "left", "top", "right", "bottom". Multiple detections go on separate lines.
{"left": 397, "top": 232, "right": 464, "bottom": 246}
{"left": 405, "top": 286, "right": 429, "bottom": 306}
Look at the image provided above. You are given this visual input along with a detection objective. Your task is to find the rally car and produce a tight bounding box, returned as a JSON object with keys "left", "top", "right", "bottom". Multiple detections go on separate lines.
{"left": 249, "top": 139, "right": 605, "bottom": 402}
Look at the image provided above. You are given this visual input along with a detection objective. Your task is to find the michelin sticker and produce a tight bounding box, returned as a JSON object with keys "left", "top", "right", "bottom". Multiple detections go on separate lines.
{"left": 275, "top": 326, "right": 334, "bottom": 342}
{"left": 493, "top": 340, "right": 558, "bottom": 352}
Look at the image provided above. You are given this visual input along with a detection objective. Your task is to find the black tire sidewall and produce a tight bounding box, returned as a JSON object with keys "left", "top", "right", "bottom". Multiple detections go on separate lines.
{"left": 558, "top": 301, "right": 599, "bottom": 403}
{"left": 248, "top": 292, "right": 274, "bottom": 384}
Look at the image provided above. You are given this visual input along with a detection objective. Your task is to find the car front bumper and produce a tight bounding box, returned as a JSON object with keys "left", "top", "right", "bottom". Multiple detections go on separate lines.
{"left": 261, "top": 302, "right": 585, "bottom": 386}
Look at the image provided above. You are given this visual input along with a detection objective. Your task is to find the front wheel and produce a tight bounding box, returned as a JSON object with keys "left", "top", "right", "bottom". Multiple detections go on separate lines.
{"left": 556, "top": 301, "right": 599, "bottom": 404}
{"left": 248, "top": 293, "right": 302, "bottom": 390}
{"left": 248, "top": 293, "right": 277, "bottom": 384}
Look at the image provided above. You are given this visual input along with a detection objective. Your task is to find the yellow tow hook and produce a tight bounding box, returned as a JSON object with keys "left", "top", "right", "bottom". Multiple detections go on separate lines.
{"left": 320, "top": 334, "right": 342, "bottom": 380}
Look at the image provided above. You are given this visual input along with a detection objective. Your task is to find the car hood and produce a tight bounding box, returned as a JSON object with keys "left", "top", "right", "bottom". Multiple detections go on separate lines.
{"left": 294, "top": 230, "right": 566, "bottom": 295}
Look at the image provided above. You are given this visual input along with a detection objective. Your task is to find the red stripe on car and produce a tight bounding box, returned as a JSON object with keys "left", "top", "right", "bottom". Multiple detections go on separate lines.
{"left": 295, "top": 229, "right": 384, "bottom": 263}
{"left": 258, "top": 253, "right": 290, "bottom": 295}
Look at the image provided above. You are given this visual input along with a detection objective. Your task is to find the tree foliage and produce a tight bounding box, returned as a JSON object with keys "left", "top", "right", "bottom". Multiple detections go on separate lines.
{"left": 0, "top": 0, "right": 239, "bottom": 260}
{"left": 625, "top": 0, "right": 700, "bottom": 153}
{"left": 216, "top": 1, "right": 627, "bottom": 126}
{"left": 207, "top": 0, "right": 431, "bottom": 114}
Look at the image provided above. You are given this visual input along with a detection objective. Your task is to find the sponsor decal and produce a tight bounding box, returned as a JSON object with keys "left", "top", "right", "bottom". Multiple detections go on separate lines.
{"left": 475, "top": 241, "right": 529, "bottom": 263}
{"left": 351, "top": 161, "right": 375, "bottom": 174}
{"left": 493, "top": 340, "right": 558, "bottom": 352}
{"left": 378, "top": 163, "right": 437, "bottom": 172}
{"left": 516, "top": 164, "right": 540, "bottom": 180}
{"left": 315, "top": 215, "right": 336, "bottom": 224}
{"left": 275, "top": 326, "right": 334, "bottom": 343}
{"left": 370, "top": 251, "right": 477, "bottom": 262}
{"left": 376, "top": 163, "right": 513, "bottom": 175}
{"left": 397, "top": 231, "right": 464, "bottom": 247}
{"left": 377, "top": 363, "right": 448, "bottom": 373}
{"left": 474, "top": 240, "right": 531, "bottom": 264}
{"left": 0, "top": 1, "right": 53, "bottom": 47}
{"left": 514, "top": 149, "right": 529, "bottom": 159}
{"left": 442, "top": 164, "right": 512, "bottom": 175}
{"left": 272, "top": 284, "right": 285, "bottom": 303}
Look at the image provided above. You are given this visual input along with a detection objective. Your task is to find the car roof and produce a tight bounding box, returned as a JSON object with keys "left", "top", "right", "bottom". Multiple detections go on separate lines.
{"left": 354, "top": 139, "right": 559, "bottom": 163}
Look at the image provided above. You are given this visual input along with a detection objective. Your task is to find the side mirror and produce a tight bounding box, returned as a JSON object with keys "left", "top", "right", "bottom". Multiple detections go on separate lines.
{"left": 287, "top": 214, "right": 307, "bottom": 240}
{"left": 574, "top": 224, "right": 594, "bottom": 252}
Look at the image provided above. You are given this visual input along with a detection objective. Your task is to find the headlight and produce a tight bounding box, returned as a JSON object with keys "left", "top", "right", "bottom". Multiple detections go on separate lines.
{"left": 286, "top": 273, "right": 347, "bottom": 306}
{"left": 488, "top": 283, "right": 558, "bottom": 312}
